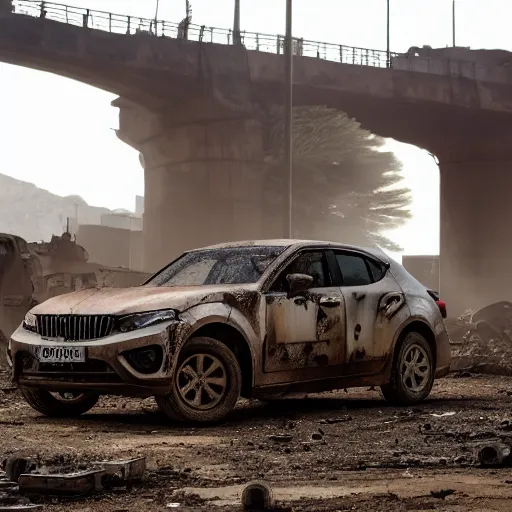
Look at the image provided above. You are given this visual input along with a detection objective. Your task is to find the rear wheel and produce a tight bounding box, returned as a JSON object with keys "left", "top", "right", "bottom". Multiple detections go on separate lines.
{"left": 381, "top": 332, "right": 434, "bottom": 405}
{"left": 156, "top": 337, "right": 242, "bottom": 424}
{"left": 21, "top": 388, "right": 99, "bottom": 417}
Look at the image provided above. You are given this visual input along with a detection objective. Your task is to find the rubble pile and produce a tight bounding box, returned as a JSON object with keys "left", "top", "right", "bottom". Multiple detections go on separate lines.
{"left": 449, "top": 301, "right": 512, "bottom": 375}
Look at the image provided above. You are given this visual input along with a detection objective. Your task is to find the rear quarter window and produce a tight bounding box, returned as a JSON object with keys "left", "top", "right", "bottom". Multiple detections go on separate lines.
{"left": 367, "top": 258, "right": 387, "bottom": 282}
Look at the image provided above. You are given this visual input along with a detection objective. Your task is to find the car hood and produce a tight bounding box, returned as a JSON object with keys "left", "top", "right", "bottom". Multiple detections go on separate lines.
{"left": 30, "top": 284, "right": 259, "bottom": 316}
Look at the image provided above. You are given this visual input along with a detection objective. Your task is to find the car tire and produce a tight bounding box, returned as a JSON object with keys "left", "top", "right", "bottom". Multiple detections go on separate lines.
{"left": 156, "top": 337, "right": 242, "bottom": 424}
{"left": 21, "top": 388, "right": 99, "bottom": 417}
{"left": 381, "top": 331, "right": 435, "bottom": 406}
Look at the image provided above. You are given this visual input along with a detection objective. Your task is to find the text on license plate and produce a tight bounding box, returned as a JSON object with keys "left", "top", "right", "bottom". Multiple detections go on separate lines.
{"left": 37, "top": 346, "right": 86, "bottom": 363}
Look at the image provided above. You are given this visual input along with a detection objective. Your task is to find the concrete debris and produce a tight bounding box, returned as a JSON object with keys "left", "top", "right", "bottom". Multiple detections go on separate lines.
{"left": 477, "top": 443, "right": 512, "bottom": 467}
{"left": 101, "top": 457, "right": 146, "bottom": 487}
{"left": 430, "top": 412, "right": 457, "bottom": 418}
{"left": 267, "top": 435, "right": 293, "bottom": 443}
{"left": 430, "top": 489, "right": 455, "bottom": 499}
{"left": 0, "top": 471, "right": 40, "bottom": 510}
{"left": 4, "top": 457, "right": 37, "bottom": 483}
{"left": 18, "top": 469, "right": 104, "bottom": 497}
{"left": 319, "top": 416, "right": 352, "bottom": 424}
{"left": 15, "top": 457, "right": 146, "bottom": 498}
{"left": 241, "top": 480, "right": 274, "bottom": 511}
{"left": 449, "top": 301, "right": 512, "bottom": 375}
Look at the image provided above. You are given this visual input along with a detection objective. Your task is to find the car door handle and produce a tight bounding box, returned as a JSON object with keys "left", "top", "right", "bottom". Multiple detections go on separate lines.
{"left": 320, "top": 297, "right": 341, "bottom": 307}
{"left": 352, "top": 291, "right": 366, "bottom": 301}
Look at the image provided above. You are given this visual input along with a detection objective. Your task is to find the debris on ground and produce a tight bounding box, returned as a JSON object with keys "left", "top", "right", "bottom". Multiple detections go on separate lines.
{"left": 477, "top": 444, "right": 512, "bottom": 467}
{"left": 0, "top": 471, "right": 40, "bottom": 510}
{"left": 449, "top": 301, "right": 512, "bottom": 375}
{"left": 242, "top": 480, "right": 274, "bottom": 511}
{"left": 430, "top": 489, "right": 456, "bottom": 499}
{"left": 8, "top": 457, "right": 146, "bottom": 498}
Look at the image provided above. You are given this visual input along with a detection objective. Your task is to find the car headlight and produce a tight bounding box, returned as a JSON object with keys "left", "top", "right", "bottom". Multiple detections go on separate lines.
{"left": 117, "top": 309, "right": 177, "bottom": 333}
{"left": 23, "top": 312, "right": 37, "bottom": 332}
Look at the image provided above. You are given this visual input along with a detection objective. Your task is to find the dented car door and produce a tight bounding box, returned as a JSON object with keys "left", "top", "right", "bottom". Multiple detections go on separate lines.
{"left": 333, "top": 251, "right": 407, "bottom": 373}
{"left": 263, "top": 250, "right": 346, "bottom": 373}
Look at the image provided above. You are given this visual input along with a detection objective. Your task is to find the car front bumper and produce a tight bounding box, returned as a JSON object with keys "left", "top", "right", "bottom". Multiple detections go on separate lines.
{"left": 9, "top": 320, "right": 187, "bottom": 397}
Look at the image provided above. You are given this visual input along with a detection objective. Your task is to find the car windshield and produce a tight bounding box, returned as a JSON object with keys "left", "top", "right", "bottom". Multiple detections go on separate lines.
{"left": 146, "top": 246, "right": 286, "bottom": 287}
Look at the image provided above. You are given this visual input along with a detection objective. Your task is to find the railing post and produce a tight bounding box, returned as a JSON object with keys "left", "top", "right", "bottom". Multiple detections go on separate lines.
{"left": 109, "top": 12, "right": 112, "bottom": 32}
{"left": 339, "top": 45, "right": 343, "bottom": 63}
{"left": 352, "top": 47, "right": 356, "bottom": 65}
{"left": 65, "top": 5, "right": 69, "bottom": 23}
{"left": 199, "top": 25, "right": 205, "bottom": 42}
{"left": 82, "top": 9, "right": 89, "bottom": 28}
{"left": 228, "top": 28, "right": 232, "bottom": 45}
{"left": 365, "top": 49, "right": 369, "bottom": 66}
{"left": 127, "top": 15, "right": 131, "bottom": 34}
{"left": 256, "top": 33, "right": 259, "bottom": 51}
{"left": 277, "top": 35, "right": 281, "bottom": 55}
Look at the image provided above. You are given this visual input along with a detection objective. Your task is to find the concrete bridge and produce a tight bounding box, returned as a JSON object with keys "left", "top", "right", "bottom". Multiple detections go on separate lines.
{"left": 2, "top": 0, "right": 512, "bottom": 315}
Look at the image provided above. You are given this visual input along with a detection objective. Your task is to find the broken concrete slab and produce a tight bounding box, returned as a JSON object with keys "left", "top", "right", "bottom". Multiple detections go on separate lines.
{"left": 18, "top": 469, "right": 104, "bottom": 497}
{"left": 101, "top": 457, "right": 146, "bottom": 483}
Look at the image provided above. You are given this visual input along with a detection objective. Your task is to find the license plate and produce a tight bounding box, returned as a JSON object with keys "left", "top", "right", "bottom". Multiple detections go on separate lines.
{"left": 37, "top": 346, "right": 86, "bottom": 363}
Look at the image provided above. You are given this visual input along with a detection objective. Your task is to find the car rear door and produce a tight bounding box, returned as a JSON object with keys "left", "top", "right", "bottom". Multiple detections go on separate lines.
{"left": 332, "top": 250, "right": 408, "bottom": 374}
{"left": 263, "top": 249, "right": 346, "bottom": 376}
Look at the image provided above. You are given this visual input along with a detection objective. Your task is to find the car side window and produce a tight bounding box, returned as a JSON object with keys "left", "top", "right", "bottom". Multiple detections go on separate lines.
{"left": 271, "top": 251, "right": 329, "bottom": 292}
{"left": 335, "top": 253, "right": 372, "bottom": 287}
{"left": 367, "top": 258, "right": 386, "bottom": 282}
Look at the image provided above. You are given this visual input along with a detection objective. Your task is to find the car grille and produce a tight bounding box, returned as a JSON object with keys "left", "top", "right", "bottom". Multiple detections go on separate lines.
{"left": 36, "top": 315, "right": 115, "bottom": 341}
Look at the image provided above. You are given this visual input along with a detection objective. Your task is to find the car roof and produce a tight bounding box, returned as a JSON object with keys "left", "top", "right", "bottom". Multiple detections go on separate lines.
{"left": 192, "top": 240, "right": 390, "bottom": 261}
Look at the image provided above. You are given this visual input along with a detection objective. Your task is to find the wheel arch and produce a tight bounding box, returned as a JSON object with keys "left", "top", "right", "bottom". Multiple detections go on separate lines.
{"left": 183, "top": 322, "right": 254, "bottom": 398}
{"left": 392, "top": 319, "right": 437, "bottom": 371}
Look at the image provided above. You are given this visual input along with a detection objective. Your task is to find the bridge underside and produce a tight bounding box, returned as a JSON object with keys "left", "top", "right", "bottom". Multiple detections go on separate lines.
{"left": 3, "top": 7, "right": 512, "bottom": 315}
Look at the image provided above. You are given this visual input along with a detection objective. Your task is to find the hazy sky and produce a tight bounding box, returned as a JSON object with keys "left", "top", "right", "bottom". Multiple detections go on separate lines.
{"left": 1, "top": 0, "right": 510, "bottom": 254}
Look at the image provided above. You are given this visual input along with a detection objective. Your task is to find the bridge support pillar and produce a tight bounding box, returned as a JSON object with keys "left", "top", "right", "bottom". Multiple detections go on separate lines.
{"left": 439, "top": 150, "right": 512, "bottom": 317}
{"left": 117, "top": 97, "right": 283, "bottom": 272}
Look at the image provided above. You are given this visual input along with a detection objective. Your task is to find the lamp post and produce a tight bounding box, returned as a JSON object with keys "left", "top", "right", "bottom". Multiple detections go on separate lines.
{"left": 452, "top": 0, "right": 456, "bottom": 47}
{"left": 386, "top": 0, "right": 390, "bottom": 67}
{"left": 283, "top": 0, "right": 293, "bottom": 238}
{"left": 233, "top": 0, "right": 241, "bottom": 45}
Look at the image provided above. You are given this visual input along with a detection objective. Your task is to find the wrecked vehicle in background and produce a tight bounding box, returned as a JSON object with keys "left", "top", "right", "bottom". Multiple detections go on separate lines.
{"left": 0, "top": 232, "right": 150, "bottom": 364}
{"left": 9, "top": 240, "right": 451, "bottom": 424}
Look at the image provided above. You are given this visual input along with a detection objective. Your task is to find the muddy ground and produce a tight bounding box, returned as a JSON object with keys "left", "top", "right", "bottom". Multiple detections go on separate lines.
{"left": 2, "top": 369, "right": 512, "bottom": 511}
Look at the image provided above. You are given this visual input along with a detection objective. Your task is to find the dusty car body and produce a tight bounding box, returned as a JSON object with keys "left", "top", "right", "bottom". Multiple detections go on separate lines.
{"left": 9, "top": 240, "right": 450, "bottom": 423}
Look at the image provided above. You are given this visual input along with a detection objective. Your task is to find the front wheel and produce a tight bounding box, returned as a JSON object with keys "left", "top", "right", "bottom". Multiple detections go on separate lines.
{"left": 381, "top": 332, "right": 435, "bottom": 405}
{"left": 156, "top": 337, "right": 242, "bottom": 424}
{"left": 21, "top": 388, "right": 99, "bottom": 417}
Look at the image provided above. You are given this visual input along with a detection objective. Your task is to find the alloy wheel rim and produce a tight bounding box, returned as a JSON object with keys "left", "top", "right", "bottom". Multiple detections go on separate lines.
{"left": 400, "top": 344, "right": 431, "bottom": 393}
{"left": 176, "top": 353, "right": 227, "bottom": 410}
{"left": 51, "top": 391, "right": 85, "bottom": 402}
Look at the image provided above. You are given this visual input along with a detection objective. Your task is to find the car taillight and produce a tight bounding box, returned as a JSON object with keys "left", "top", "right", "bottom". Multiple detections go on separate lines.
{"left": 436, "top": 300, "right": 447, "bottom": 319}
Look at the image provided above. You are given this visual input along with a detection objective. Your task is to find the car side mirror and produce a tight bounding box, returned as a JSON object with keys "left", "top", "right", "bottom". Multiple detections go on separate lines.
{"left": 286, "top": 273, "right": 314, "bottom": 298}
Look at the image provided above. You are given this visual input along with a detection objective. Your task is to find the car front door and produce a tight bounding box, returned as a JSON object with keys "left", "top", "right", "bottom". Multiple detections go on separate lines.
{"left": 263, "top": 250, "right": 346, "bottom": 375}
{"left": 333, "top": 250, "right": 407, "bottom": 374}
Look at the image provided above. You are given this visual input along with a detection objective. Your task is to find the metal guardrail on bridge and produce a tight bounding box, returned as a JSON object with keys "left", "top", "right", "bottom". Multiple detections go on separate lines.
{"left": 11, "top": 0, "right": 397, "bottom": 68}
{"left": 10, "top": 0, "right": 479, "bottom": 79}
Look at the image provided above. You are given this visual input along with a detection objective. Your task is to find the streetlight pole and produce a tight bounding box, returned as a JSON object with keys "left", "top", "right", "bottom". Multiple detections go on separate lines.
{"left": 452, "top": 0, "right": 456, "bottom": 47}
{"left": 284, "top": 0, "right": 293, "bottom": 238}
{"left": 386, "top": 0, "right": 390, "bottom": 67}
{"left": 233, "top": 0, "right": 241, "bottom": 45}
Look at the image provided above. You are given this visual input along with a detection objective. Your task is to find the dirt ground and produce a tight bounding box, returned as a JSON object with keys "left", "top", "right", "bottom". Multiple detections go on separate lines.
{"left": 2, "top": 369, "right": 512, "bottom": 511}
